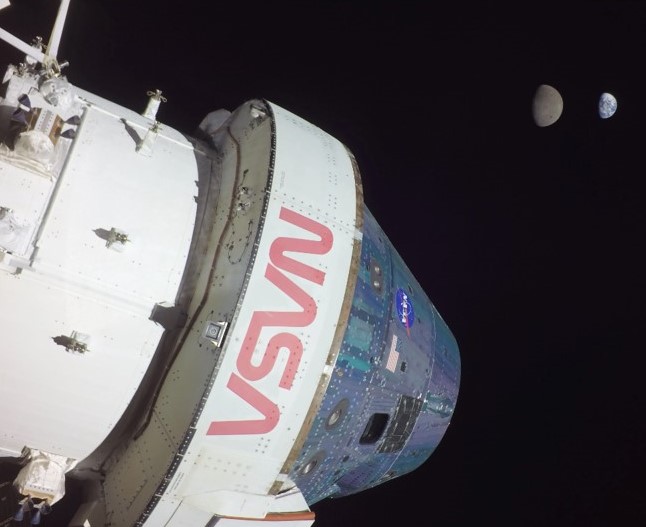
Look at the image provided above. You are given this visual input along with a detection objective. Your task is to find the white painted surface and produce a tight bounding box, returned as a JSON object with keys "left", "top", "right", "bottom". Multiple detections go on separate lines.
{"left": 0, "top": 74, "right": 200, "bottom": 461}
{"left": 213, "top": 516, "right": 314, "bottom": 527}
{"left": 160, "top": 487, "right": 314, "bottom": 527}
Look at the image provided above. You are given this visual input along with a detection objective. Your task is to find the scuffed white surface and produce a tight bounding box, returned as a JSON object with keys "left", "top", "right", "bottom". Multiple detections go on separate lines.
{"left": 0, "top": 79, "right": 199, "bottom": 461}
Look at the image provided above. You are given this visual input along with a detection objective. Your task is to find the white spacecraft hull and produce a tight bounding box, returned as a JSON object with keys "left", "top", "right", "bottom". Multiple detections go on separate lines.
{"left": 0, "top": 59, "right": 360, "bottom": 525}
{"left": 96, "top": 100, "right": 361, "bottom": 526}
{"left": 0, "top": 4, "right": 460, "bottom": 526}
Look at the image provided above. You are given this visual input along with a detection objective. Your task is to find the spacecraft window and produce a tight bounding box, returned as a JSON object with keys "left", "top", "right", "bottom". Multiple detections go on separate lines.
{"left": 301, "top": 459, "right": 318, "bottom": 475}
{"left": 359, "top": 413, "right": 389, "bottom": 445}
{"left": 298, "top": 450, "right": 326, "bottom": 477}
{"left": 326, "top": 398, "right": 349, "bottom": 430}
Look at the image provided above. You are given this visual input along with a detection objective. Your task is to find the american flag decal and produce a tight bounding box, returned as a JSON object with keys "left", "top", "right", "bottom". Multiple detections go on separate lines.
{"left": 386, "top": 334, "right": 399, "bottom": 372}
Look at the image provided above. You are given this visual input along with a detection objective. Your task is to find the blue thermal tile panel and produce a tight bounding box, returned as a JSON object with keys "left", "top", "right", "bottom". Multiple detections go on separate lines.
{"left": 289, "top": 206, "right": 460, "bottom": 504}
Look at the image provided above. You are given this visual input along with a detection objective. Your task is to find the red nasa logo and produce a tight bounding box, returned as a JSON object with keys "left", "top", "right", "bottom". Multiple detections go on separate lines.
{"left": 207, "top": 206, "right": 333, "bottom": 435}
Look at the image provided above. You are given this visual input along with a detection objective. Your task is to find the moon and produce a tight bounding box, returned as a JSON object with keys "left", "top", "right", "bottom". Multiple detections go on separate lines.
{"left": 598, "top": 92, "right": 617, "bottom": 119}
{"left": 532, "top": 84, "right": 563, "bottom": 127}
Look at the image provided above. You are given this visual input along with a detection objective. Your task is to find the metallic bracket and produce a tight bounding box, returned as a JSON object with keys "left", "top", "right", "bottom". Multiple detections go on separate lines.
{"left": 53, "top": 331, "right": 90, "bottom": 354}
{"left": 202, "top": 320, "right": 228, "bottom": 349}
{"left": 370, "top": 257, "right": 383, "bottom": 293}
{"left": 106, "top": 227, "right": 129, "bottom": 248}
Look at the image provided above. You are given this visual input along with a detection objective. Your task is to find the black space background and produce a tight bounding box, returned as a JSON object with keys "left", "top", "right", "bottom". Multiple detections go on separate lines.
{"left": 1, "top": 2, "right": 645, "bottom": 526}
